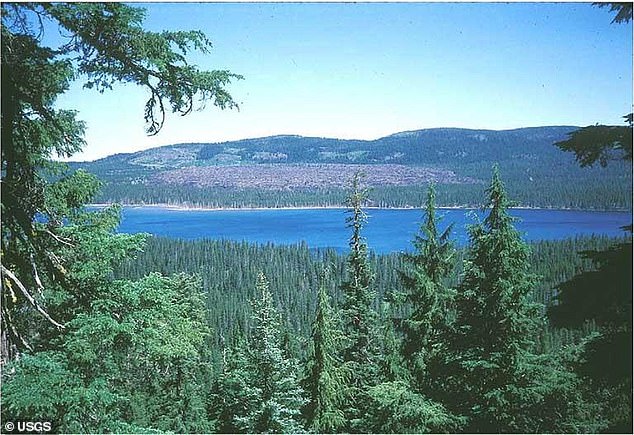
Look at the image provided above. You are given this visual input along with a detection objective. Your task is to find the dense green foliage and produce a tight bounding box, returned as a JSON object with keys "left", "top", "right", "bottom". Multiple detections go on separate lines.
{"left": 301, "top": 274, "right": 348, "bottom": 433}
{"left": 550, "top": 239, "right": 632, "bottom": 432}
{"left": 3, "top": 273, "right": 213, "bottom": 433}
{"left": 441, "top": 168, "right": 543, "bottom": 431}
{"left": 211, "top": 273, "right": 306, "bottom": 433}
{"left": 113, "top": 234, "right": 623, "bottom": 350}
{"left": 397, "top": 184, "right": 456, "bottom": 387}
{"left": 1, "top": 2, "right": 238, "bottom": 432}
{"left": 337, "top": 172, "right": 383, "bottom": 431}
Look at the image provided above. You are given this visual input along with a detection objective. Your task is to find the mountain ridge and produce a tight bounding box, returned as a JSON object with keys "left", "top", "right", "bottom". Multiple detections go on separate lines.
{"left": 81, "top": 125, "right": 580, "bottom": 164}
{"left": 68, "top": 125, "right": 632, "bottom": 210}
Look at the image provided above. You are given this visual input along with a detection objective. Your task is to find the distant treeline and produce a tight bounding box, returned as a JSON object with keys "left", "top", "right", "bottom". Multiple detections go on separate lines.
{"left": 96, "top": 177, "right": 632, "bottom": 210}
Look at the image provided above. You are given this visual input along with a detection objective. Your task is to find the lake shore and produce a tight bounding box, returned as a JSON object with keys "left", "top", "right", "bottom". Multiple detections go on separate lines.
{"left": 86, "top": 203, "right": 632, "bottom": 213}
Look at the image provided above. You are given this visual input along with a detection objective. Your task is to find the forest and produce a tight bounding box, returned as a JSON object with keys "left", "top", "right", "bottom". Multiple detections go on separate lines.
{"left": 1, "top": 3, "right": 632, "bottom": 434}
{"left": 95, "top": 175, "right": 632, "bottom": 210}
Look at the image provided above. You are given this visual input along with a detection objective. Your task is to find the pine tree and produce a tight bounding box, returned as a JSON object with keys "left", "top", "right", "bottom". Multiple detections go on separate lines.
{"left": 444, "top": 166, "right": 542, "bottom": 432}
{"left": 213, "top": 335, "right": 262, "bottom": 434}
{"left": 399, "top": 183, "right": 456, "bottom": 387}
{"left": 214, "top": 273, "right": 307, "bottom": 433}
{"left": 339, "top": 171, "right": 380, "bottom": 431}
{"left": 302, "top": 274, "right": 347, "bottom": 433}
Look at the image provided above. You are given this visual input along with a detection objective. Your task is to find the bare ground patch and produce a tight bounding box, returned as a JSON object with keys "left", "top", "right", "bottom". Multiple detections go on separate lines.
{"left": 154, "top": 164, "right": 479, "bottom": 190}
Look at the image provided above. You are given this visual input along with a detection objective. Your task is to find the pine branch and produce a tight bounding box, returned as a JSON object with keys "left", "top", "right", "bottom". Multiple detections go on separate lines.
{"left": 1, "top": 264, "right": 65, "bottom": 329}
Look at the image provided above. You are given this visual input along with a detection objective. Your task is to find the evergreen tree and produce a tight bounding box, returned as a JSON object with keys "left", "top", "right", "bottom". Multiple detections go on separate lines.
{"left": 436, "top": 167, "right": 602, "bottom": 433}
{"left": 1, "top": 2, "right": 240, "bottom": 361}
{"left": 2, "top": 273, "right": 214, "bottom": 433}
{"left": 398, "top": 183, "right": 456, "bottom": 387}
{"left": 302, "top": 274, "right": 347, "bottom": 433}
{"left": 213, "top": 335, "right": 262, "bottom": 434}
{"left": 339, "top": 171, "right": 381, "bottom": 431}
{"left": 362, "top": 184, "right": 464, "bottom": 434}
{"left": 214, "top": 273, "right": 307, "bottom": 433}
{"left": 549, "top": 230, "right": 632, "bottom": 432}
{"left": 443, "top": 166, "right": 542, "bottom": 432}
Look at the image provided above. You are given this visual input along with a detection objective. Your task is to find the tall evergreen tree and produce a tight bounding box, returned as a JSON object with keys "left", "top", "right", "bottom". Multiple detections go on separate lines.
{"left": 360, "top": 183, "right": 464, "bottom": 434}
{"left": 213, "top": 334, "right": 262, "bottom": 434}
{"left": 399, "top": 183, "right": 456, "bottom": 387}
{"left": 214, "top": 273, "right": 306, "bottom": 433}
{"left": 249, "top": 273, "right": 307, "bottom": 433}
{"left": 443, "top": 166, "right": 542, "bottom": 432}
{"left": 302, "top": 274, "right": 347, "bottom": 433}
{"left": 340, "top": 171, "right": 380, "bottom": 431}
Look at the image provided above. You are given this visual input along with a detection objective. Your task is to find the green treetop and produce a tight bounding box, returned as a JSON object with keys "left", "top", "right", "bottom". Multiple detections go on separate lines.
{"left": 339, "top": 171, "right": 382, "bottom": 431}
{"left": 444, "top": 166, "right": 542, "bottom": 432}
{"left": 302, "top": 273, "right": 348, "bottom": 433}
{"left": 399, "top": 183, "right": 456, "bottom": 387}
{"left": 341, "top": 171, "right": 376, "bottom": 365}
{"left": 214, "top": 273, "right": 307, "bottom": 434}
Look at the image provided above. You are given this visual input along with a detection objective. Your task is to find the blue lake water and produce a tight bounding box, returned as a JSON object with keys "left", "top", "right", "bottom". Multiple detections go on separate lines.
{"left": 114, "top": 207, "right": 632, "bottom": 254}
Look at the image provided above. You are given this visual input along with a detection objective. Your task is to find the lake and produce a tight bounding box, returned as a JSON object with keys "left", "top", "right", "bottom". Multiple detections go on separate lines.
{"left": 113, "top": 206, "right": 632, "bottom": 254}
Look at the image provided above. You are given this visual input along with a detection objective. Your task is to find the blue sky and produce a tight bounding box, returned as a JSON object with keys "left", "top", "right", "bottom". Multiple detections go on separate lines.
{"left": 53, "top": 2, "right": 633, "bottom": 161}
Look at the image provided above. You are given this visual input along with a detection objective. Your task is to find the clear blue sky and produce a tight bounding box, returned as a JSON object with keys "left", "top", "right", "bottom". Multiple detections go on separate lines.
{"left": 53, "top": 2, "right": 633, "bottom": 161}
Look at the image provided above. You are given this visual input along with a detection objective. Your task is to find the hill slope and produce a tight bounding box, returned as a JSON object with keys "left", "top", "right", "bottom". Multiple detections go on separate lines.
{"left": 70, "top": 126, "right": 632, "bottom": 210}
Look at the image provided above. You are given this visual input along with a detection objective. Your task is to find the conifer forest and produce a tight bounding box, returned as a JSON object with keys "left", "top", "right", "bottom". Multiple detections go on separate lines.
{"left": 1, "top": 3, "right": 632, "bottom": 434}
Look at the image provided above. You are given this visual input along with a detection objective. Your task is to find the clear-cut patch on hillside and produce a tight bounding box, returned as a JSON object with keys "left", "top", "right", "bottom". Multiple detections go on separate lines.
{"left": 153, "top": 164, "right": 480, "bottom": 190}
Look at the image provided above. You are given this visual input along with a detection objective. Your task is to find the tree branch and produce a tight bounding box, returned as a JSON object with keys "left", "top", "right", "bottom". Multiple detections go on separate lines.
{"left": 1, "top": 264, "right": 65, "bottom": 329}
{"left": 2, "top": 304, "right": 33, "bottom": 352}
{"left": 43, "top": 228, "right": 74, "bottom": 247}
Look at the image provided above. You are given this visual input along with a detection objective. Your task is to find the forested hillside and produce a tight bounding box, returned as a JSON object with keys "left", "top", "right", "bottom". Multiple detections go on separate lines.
{"left": 71, "top": 127, "right": 633, "bottom": 210}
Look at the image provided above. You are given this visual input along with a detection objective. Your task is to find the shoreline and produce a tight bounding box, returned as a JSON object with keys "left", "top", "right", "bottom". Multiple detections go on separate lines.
{"left": 87, "top": 203, "right": 633, "bottom": 213}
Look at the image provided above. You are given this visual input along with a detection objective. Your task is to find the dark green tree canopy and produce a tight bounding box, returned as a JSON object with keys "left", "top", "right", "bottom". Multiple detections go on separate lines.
{"left": 302, "top": 273, "right": 347, "bottom": 433}
{"left": 398, "top": 183, "right": 456, "bottom": 385}
{"left": 594, "top": 2, "right": 633, "bottom": 24}
{"left": 555, "top": 3, "right": 632, "bottom": 168}
{"left": 555, "top": 114, "right": 633, "bottom": 167}
{"left": 1, "top": 2, "right": 241, "bottom": 357}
